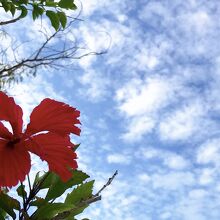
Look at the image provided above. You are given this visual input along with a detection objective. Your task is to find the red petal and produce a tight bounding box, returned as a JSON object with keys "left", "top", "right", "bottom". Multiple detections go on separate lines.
{"left": 0, "top": 92, "right": 23, "bottom": 135}
{"left": 0, "top": 122, "right": 12, "bottom": 139}
{"left": 25, "top": 98, "right": 80, "bottom": 136}
{"left": 26, "top": 133, "right": 78, "bottom": 182}
{"left": 0, "top": 140, "right": 31, "bottom": 187}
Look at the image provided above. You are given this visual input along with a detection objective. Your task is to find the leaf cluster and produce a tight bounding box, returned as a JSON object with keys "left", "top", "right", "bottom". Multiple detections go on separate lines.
{"left": 0, "top": 0, "right": 77, "bottom": 30}
{"left": 0, "top": 170, "right": 95, "bottom": 220}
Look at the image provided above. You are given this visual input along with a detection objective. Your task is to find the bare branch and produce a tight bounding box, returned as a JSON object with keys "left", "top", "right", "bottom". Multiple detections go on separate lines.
{"left": 0, "top": 10, "right": 110, "bottom": 88}
{"left": 0, "top": 16, "right": 21, "bottom": 26}
{"left": 95, "top": 170, "right": 118, "bottom": 197}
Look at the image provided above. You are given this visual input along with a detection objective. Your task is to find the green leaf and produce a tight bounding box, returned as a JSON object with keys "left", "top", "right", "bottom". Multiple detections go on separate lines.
{"left": 58, "top": 0, "right": 77, "bottom": 9}
{"left": 33, "top": 171, "right": 41, "bottom": 188}
{"left": 46, "top": 10, "right": 60, "bottom": 30}
{"left": 9, "top": 3, "right": 16, "bottom": 16}
{"left": 1, "top": 0, "right": 10, "bottom": 12}
{"left": 18, "top": 0, "right": 28, "bottom": 4}
{"left": 32, "top": 203, "right": 74, "bottom": 220}
{"left": 64, "top": 180, "right": 95, "bottom": 216}
{"left": 65, "top": 180, "right": 94, "bottom": 205}
{"left": 45, "top": 1, "right": 57, "bottom": 7}
{"left": 32, "top": 4, "right": 44, "bottom": 20}
{"left": 19, "top": 6, "right": 28, "bottom": 18}
{"left": 57, "top": 11, "right": 67, "bottom": 28}
{"left": 30, "top": 196, "right": 48, "bottom": 207}
{"left": 46, "top": 180, "right": 95, "bottom": 219}
{"left": 17, "top": 184, "right": 27, "bottom": 198}
{"left": 43, "top": 170, "right": 89, "bottom": 201}
{"left": 0, "top": 193, "right": 20, "bottom": 219}
{"left": 0, "top": 210, "right": 6, "bottom": 220}
{"left": 73, "top": 143, "right": 80, "bottom": 151}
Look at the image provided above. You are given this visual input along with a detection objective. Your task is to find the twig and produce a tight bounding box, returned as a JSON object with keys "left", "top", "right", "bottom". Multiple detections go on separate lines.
{"left": 95, "top": 170, "right": 118, "bottom": 197}
{"left": 0, "top": 16, "right": 21, "bottom": 26}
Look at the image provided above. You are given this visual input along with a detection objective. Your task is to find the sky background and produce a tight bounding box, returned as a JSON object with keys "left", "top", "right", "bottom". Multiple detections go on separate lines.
{"left": 2, "top": 0, "right": 220, "bottom": 219}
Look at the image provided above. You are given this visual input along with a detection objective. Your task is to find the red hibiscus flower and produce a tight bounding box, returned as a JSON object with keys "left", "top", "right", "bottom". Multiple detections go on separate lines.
{"left": 0, "top": 92, "right": 81, "bottom": 188}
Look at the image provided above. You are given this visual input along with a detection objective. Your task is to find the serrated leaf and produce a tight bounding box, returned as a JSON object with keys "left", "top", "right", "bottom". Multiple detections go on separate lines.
{"left": 44, "top": 170, "right": 89, "bottom": 201}
{"left": 57, "top": 11, "right": 67, "bottom": 28}
{"left": 46, "top": 10, "right": 60, "bottom": 30}
{"left": 58, "top": 0, "right": 76, "bottom": 9}
{"left": 65, "top": 180, "right": 94, "bottom": 205}
{"left": 62, "top": 181, "right": 95, "bottom": 217}
{"left": 0, "top": 193, "right": 20, "bottom": 219}
{"left": 32, "top": 203, "right": 74, "bottom": 220}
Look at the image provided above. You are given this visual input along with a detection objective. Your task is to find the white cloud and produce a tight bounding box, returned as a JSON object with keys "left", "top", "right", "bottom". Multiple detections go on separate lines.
{"left": 152, "top": 171, "right": 195, "bottom": 190}
{"left": 78, "top": 70, "right": 110, "bottom": 102}
{"left": 121, "top": 116, "right": 155, "bottom": 141}
{"left": 116, "top": 76, "right": 181, "bottom": 142}
{"left": 117, "top": 76, "right": 175, "bottom": 117}
{"left": 196, "top": 138, "right": 220, "bottom": 165}
{"left": 159, "top": 99, "right": 207, "bottom": 141}
{"left": 163, "top": 154, "right": 190, "bottom": 170}
{"left": 136, "top": 146, "right": 190, "bottom": 170}
{"left": 107, "top": 153, "right": 131, "bottom": 165}
{"left": 197, "top": 167, "right": 216, "bottom": 186}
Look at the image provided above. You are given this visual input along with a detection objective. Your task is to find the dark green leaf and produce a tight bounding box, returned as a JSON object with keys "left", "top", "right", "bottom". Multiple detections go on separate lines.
{"left": 32, "top": 203, "right": 73, "bottom": 220}
{"left": 30, "top": 196, "right": 48, "bottom": 207}
{"left": 58, "top": 0, "right": 77, "bottom": 9}
{"left": 0, "top": 209, "right": 6, "bottom": 220}
{"left": 32, "top": 4, "right": 44, "bottom": 20}
{"left": 1, "top": 1, "right": 10, "bottom": 12}
{"left": 57, "top": 11, "right": 67, "bottom": 28}
{"left": 44, "top": 170, "right": 89, "bottom": 201}
{"left": 33, "top": 171, "right": 41, "bottom": 188}
{"left": 0, "top": 193, "right": 20, "bottom": 219}
{"left": 9, "top": 3, "right": 16, "bottom": 16}
{"left": 73, "top": 143, "right": 80, "bottom": 151}
{"left": 46, "top": 10, "right": 60, "bottom": 30}
{"left": 19, "top": 6, "right": 28, "bottom": 18}
{"left": 18, "top": 0, "right": 28, "bottom": 4}
{"left": 45, "top": 1, "right": 57, "bottom": 7}
{"left": 17, "top": 184, "right": 27, "bottom": 198}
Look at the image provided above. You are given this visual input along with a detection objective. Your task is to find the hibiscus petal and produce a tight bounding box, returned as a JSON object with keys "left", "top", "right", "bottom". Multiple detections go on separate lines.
{"left": 0, "top": 92, "right": 23, "bottom": 135}
{"left": 0, "top": 122, "right": 12, "bottom": 139}
{"left": 26, "top": 133, "right": 78, "bottom": 182}
{"left": 0, "top": 140, "right": 31, "bottom": 187}
{"left": 25, "top": 98, "right": 80, "bottom": 136}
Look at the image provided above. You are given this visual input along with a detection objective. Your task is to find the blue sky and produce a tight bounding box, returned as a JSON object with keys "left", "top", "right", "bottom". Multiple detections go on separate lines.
{"left": 2, "top": 0, "right": 220, "bottom": 219}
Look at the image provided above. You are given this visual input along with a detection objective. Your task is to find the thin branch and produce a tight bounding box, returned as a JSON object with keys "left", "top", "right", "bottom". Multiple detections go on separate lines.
{"left": 95, "top": 170, "right": 118, "bottom": 197}
{"left": 19, "top": 182, "right": 27, "bottom": 220}
{"left": 27, "top": 175, "right": 32, "bottom": 193}
{"left": 0, "top": 16, "right": 21, "bottom": 26}
{"left": 19, "top": 172, "right": 50, "bottom": 220}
